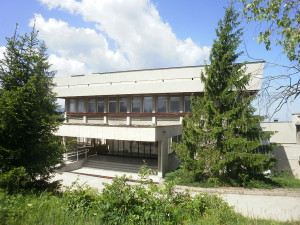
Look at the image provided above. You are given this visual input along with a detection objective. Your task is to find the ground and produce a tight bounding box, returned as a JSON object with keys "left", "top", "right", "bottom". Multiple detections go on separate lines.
{"left": 52, "top": 172, "right": 300, "bottom": 222}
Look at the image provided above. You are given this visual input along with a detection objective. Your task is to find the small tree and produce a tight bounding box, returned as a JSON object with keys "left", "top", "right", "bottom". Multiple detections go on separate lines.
{"left": 175, "top": 5, "right": 276, "bottom": 185}
{"left": 0, "top": 27, "right": 64, "bottom": 182}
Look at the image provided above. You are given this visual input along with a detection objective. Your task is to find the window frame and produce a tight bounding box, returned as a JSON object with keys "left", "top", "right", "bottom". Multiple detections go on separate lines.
{"left": 157, "top": 96, "right": 167, "bottom": 113}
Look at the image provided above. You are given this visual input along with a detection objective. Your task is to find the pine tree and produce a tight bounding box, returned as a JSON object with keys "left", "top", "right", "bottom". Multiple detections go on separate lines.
{"left": 0, "top": 27, "right": 64, "bottom": 182}
{"left": 175, "top": 5, "right": 275, "bottom": 185}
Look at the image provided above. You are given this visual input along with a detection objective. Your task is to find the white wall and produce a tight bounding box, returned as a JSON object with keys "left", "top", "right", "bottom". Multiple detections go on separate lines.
{"left": 53, "top": 62, "right": 263, "bottom": 98}
{"left": 55, "top": 124, "right": 182, "bottom": 142}
{"left": 262, "top": 122, "right": 296, "bottom": 144}
{"left": 273, "top": 144, "right": 300, "bottom": 179}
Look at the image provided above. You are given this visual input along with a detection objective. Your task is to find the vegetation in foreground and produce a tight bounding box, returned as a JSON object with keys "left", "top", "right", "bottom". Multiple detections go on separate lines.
{"left": 0, "top": 174, "right": 299, "bottom": 225}
{"left": 165, "top": 168, "right": 300, "bottom": 189}
{"left": 0, "top": 27, "right": 64, "bottom": 184}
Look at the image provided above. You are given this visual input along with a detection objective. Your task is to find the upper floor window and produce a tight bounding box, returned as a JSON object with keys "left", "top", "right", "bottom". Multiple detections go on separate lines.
{"left": 97, "top": 97, "right": 105, "bottom": 113}
{"left": 184, "top": 96, "right": 191, "bottom": 112}
{"left": 88, "top": 98, "right": 96, "bottom": 112}
{"left": 77, "top": 99, "right": 85, "bottom": 113}
{"left": 69, "top": 99, "right": 76, "bottom": 113}
{"left": 169, "top": 96, "right": 180, "bottom": 112}
{"left": 157, "top": 96, "right": 167, "bottom": 113}
{"left": 143, "top": 96, "right": 152, "bottom": 113}
{"left": 119, "top": 97, "right": 128, "bottom": 113}
{"left": 109, "top": 97, "right": 117, "bottom": 113}
{"left": 132, "top": 97, "right": 141, "bottom": 113}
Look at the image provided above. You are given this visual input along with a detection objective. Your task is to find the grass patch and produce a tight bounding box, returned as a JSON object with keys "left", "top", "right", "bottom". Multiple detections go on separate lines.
{"left": 1, "top": 175, "right": 299, "bottom": 225}
{"left": 165, "top": 168, "right": 300, "bottom": 189}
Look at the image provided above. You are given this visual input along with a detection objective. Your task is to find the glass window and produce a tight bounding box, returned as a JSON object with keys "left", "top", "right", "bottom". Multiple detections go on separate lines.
{"left": 109, "top": 97, "right": 117, "bottom": 113}
{"left": 132, "top": 97, "right": 142, "bottom": 113}
{"left": 97, "top": 97, "right": 104, "bottom": 113}
{"left": 184, "top": 96, "right": 191, "bottom": 112}
{"left": 77, "top": 99, "right": 85, "bottom": 113}
{"left": 119, "top": 97, "right": 128, "bottom": 113}
{"left": 69, "top": 99, "right": 76, "bottom": 113}
{"left": 143, "top": 96, "right": 153, "bottom": 113}
{"left": 157, "top": 96, "right": 167, "bottom": 113}
{"left": 88, "top": 98, "right": 96, "bottom": 112}
{"left": 170, "top": 96, "right": 180, "bottom": 112}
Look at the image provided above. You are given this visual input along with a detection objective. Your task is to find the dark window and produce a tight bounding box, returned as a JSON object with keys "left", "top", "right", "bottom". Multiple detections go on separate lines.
{"left": 77, "top": 99, "right": 85, "bottom": 113}
{"left": 119, "top": 97, "right": 128, "bottom": 113}
{"left": 132, "top": 97, "right": 142, "bottom": 113}
{"left": 88, "top": 98, "right": 96, "bottom": 112}
{"left": 157, "top": 96, "right": 167, "bottom": 112}
{"left": 69, "top": 99, "right": 76, "bottom": 113}
{"left": 97, "top": 97, "right": 105, "bottom": 113}
{"left": 184, "top": 96, "right": 191, "bottom": 112}
{"left": 109, "top": 97, "right": 117, "bottom": 113}
{"left": 170, "top": 96, "right": 180, "bottom": 112}
{"left": 143, "top": 96, "right": 152, "bottom": 113}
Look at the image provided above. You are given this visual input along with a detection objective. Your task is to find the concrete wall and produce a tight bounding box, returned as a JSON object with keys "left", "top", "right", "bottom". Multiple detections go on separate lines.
{"left": 55, "top": 124, "right": 182, "bottom": 142}
{"left": 273, "top": 144, "right": 300, "bottom": 179}
{"left": 262, "top": 122, "right": 296, "bottom": 144}
{"left": 53, "top": 62, "right": 263, "bottom": 98}
{"left": 262, "top": 115, "right": 300, "bottom": 178}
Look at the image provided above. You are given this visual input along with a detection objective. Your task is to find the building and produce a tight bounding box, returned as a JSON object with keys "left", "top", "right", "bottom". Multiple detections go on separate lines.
{"left": 53, "top": 62, "right": 263, "bottom": 177}
{"left": 262, "top": 114, "right": 300, "bottom": 178}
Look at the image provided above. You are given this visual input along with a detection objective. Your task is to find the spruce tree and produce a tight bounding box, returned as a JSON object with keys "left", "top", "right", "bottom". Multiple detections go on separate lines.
{"left": 0, "top": 27, "right": 64, "bottom": 182}
{"left": 175, "top": 5, "right": 275, "bottom": 185}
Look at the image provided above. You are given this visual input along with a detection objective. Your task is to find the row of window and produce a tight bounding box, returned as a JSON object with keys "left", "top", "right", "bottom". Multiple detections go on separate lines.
{"left": 68, "top": 96, "right": 192, "bottom": 113}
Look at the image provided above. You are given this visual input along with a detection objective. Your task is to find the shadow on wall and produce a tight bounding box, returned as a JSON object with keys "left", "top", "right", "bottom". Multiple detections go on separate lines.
{"left": 273, "top": 144, "right": 300, "bottom": 178}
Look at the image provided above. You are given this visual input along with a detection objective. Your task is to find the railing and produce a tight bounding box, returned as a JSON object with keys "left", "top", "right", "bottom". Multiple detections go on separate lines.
{"left": 64, "top": 148, "right": 89, "bottom": 162}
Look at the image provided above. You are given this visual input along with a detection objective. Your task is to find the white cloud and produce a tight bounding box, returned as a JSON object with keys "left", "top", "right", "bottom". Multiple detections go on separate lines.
{"left": 36, "top": 0, "right": 210, "bottom": 74}
{"left": 48, "top": 54, "right": 89, "bottom": 77}
{"left": 0, "top": 46, "right": 6, "bottom": 60}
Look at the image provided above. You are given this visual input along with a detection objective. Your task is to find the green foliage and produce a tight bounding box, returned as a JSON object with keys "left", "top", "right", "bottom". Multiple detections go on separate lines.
{"left": 0, "top": 177, "right": 298, "bottom": 225}
{"left": 240, "top": 0, "right": 299, "bottom": 63}
{"left": 175, "top": 5, "right": 276, "bottom": 186}
{"left": 0, "top": 26, "right": 64, "bottom": 183}
{"left": 64, "top": 179, "right": 100, "bottom": 216}
{"left": 0, "top": 167, "right": 30, "bottom": 194}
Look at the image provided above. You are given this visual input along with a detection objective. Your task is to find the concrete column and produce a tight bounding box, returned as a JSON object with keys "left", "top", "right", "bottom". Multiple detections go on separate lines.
{"left": 127, "top": 116, "right": 131, "bottom": 125}
{"left": 64, "top": 112, "right": 68, "bottom": 123}
{"left": 152, "top": 95, "right": 156, "bottom": 126}
{"left": 179, "top": 116, "right": 183, "bottom": 124}
{"left": 83, "top": 115, "right": 87, "bottom": 123}
{"left": 104, "top": 97, "right": 108, "bottom": 124}
{"left": 152, "top": 116, "right": 156, "bottom": 126}
{"left": 158, "top": 130, "right": 168, "bottom": 178}
{"left": 127, "top": 97, "right": 131, "bottom": 125}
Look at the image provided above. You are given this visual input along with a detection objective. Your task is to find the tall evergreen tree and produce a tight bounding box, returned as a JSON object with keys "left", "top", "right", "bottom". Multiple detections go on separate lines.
{"left": 0, "top": 27, "right": 64, "bottom": 182}
{"left": 175, "top": 5, "right": 275, "bottom": 185}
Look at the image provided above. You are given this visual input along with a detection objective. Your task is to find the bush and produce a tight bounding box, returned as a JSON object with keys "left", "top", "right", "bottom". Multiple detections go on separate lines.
{"left": 0, "top": 167, "right": 30, "bottom": 193}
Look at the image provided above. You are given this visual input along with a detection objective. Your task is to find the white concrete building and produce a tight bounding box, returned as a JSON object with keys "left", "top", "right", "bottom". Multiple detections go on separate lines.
{"left": 262, "top": 114, "right": 300, "bottom": 178}
{"left": 53, "top": 62, "right": 264, "bottom": 177}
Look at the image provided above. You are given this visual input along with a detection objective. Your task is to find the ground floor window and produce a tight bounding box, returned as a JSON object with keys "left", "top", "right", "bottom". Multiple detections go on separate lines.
{"left": 168, "top": 134, "right": 182, "bottom": 154}
{"left": 106, "top": 140, "right": 158, "bottom": 158}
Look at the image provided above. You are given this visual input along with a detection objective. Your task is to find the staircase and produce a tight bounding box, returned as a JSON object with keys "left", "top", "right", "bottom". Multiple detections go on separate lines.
{"left": 82, "top": 157, "right": 158, "bottom": 173}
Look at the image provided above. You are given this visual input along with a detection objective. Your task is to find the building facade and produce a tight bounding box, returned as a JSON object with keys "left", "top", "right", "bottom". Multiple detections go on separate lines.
{"left": 53, "top": 62, "right": 263, "bottom": 177}
{"left": 262, "top": 114, "right": 300, "bottom": 178}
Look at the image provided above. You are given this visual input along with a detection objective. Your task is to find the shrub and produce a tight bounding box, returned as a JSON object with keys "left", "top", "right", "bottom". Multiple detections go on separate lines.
{"left": 0, "top": 167, "right": 30, "bottom": 193}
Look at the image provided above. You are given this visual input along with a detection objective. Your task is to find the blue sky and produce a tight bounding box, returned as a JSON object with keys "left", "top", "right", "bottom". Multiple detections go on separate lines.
{"left": 0, "top": 0, "right": 298, "bottom": 120}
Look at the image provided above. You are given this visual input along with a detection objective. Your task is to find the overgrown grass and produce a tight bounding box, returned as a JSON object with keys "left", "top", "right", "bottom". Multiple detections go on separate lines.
{"left": 0, "top": 175, "right": 299, "bottom": 225}
{"left": 165, "top": 168, "right": 300, "bottom": 189}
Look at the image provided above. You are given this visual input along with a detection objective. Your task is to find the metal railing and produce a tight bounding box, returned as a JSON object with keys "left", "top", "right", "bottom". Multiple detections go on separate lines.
{"left": 64, "top": 148, "right": 89, "bottom": 162}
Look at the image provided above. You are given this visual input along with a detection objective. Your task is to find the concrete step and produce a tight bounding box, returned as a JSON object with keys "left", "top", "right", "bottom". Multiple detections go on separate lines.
{"left": 82, "top": 160, "right": 157, "bottom": 173}
{"left": 84, "top": 160, "right": 157, "bottom": 169}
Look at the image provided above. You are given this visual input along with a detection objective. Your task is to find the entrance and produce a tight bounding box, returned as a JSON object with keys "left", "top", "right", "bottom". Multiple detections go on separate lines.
{"left": 106, "top": 140, "right": 158, "bottom": 159}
